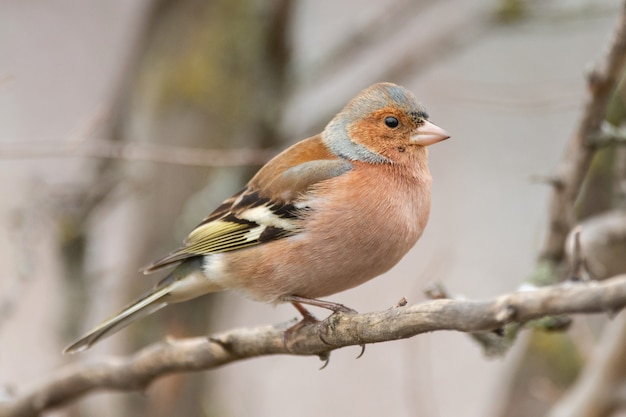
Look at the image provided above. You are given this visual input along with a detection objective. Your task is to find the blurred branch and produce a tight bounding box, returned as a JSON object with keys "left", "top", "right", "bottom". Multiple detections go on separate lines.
{"left": 568, "top": 227, "right": 587, "bottom": 282}
{"left": 0, "top": 140, "right": 277, "bottom": 167}
{"left": 548, "top": 310, "right": 626, "bottom": 417}
{"left": 497, "top": 6, "right": 626, "bottom": 415}
{"left": 565, "top": 210, "right": 626, "bottom": 280}
{"left": 539, "top": 2, "right": 626, "bottom": 264}
{"left": 590, "top": 121, "right": 626, "bottom": 147}
{"left": 286, "top": 0, "right": 492, "bottom": 136}
{"left": 0, "top": 209, "right": 38, "bottom": 331}
{"left": 2, "top": 275, "right": 626, "bottom": 417}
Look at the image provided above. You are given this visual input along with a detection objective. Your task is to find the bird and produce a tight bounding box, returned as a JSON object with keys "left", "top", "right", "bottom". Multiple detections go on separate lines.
{"left": 64, "top": 82, "right": 450, "bottom": 354}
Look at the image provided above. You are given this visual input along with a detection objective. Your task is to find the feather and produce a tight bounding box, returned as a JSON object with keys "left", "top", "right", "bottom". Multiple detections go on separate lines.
{"left": 63, "top": 286, "right": 170, "bottom": 353}
{"left": 140, "top": 139, "right": 353, "bottom": 274}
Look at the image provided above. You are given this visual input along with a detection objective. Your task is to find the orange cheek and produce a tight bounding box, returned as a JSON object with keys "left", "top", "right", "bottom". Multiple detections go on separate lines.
{"left": 348, "top": 121, "right": 396, "bottom": 149}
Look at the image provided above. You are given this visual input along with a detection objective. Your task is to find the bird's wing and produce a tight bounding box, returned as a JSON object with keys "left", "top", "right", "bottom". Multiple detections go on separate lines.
{"left": 141, "top": 138, "right": 352, "bottom": 274}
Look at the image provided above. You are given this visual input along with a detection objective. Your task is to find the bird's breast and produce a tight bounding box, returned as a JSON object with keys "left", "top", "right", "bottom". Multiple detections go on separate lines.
{"left": 217, "top": 161, "right": 433, "bottom": 303}
{"left": 295, "top": 163, "right": 431, "bottom": 297}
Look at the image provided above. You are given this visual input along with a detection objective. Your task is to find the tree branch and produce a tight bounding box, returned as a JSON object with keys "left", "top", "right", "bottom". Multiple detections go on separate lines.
{"left": 0, "top": 140, "right": 277, "bottom": 167}
{"left": 1, "top": 275, "right": 626, "bottom": 417}
{"left": 590, "top": 121, "right": 626, "bottom": 147}
{"left": 565, "top": 210, "right": 626, "bottom": 280}
{"left": 540, "top": 2, "right": 626, "bottom": 263}
{"left": 548, "top": 309, "right": 626, "bottom": 417}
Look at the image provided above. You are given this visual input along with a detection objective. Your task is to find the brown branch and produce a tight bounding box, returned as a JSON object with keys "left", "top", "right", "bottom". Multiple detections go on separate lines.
{"left": 2, "top": 275, "right": 626, "bottom": 417}
{"left": 540, "top": 2, "right": 626, "bottom": 263}
{"left": 548, "top": 308, "right": 626, "bottom": 417}
{"left": 0, "top": 140, "right": 278, "bottom": 167}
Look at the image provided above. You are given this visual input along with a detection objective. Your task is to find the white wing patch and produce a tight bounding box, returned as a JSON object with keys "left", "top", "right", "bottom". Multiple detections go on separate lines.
{"left": 242, "top": 225, "right": 267, "bottom": 242}
{"left": 239, "top": 205, "right": 300, "bottom": 231}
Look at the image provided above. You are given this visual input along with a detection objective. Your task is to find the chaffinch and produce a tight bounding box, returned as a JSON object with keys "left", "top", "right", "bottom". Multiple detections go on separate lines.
{"left": 64, "top": 82, "right": 450, "bottom": 353}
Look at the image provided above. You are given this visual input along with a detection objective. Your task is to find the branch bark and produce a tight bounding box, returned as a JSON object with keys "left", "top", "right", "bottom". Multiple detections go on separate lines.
{"left": 1, "top": 275, "right": 626, "bottom": 417}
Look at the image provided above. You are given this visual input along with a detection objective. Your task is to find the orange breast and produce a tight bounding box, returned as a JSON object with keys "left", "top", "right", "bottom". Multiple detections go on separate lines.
{"left": 220, "top": 158, "right": 432, "bottom": 303}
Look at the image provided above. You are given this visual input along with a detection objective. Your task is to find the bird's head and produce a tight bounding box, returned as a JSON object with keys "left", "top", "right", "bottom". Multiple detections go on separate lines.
{"left": 322, "top": 82, "right": 450, "bottom": 163}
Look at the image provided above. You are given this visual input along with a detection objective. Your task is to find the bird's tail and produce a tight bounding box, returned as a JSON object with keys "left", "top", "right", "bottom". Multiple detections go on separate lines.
{"left": 64, "top": 258, "right": 219, "bottom": 354}
{"left": 63, "top": 285, "right": 171, "bottom": 354}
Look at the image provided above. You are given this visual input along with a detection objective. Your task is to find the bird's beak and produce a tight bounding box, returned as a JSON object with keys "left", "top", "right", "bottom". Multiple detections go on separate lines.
{"left": 410, "top": 120, "right": 450, "bottom": 146}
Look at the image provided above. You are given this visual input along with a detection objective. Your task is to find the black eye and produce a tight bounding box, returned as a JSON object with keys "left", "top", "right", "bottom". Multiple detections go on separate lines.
{"left": 384, "top": 116, "right": 399, "bottom": 128}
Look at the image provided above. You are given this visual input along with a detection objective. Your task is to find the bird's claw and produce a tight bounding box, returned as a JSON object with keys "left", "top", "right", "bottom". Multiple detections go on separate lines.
{"left": 285, "top": 298, "right": 366, "bottom": 364}
{"left": 356, "top": 344, "right": 366, "bottom": 359}
{"left": 318, "top": 351, "right": 331, "bottom": 370}
{"left": 317, "top": 309, "right": 367, "bottom": 360}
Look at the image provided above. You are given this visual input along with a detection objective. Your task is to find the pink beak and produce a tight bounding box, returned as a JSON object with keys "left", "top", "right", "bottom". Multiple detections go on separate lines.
{"left": 410, "top": 120, "right": 450, "bottom": 146}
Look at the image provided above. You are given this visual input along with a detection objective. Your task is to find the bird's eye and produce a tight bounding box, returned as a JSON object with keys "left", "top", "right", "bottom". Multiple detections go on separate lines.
{"left": 384, "top": 116, "right": 399, "bottom": 128}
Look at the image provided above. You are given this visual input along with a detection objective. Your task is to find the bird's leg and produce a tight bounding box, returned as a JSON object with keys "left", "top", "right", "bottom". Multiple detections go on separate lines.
{"left": 286, "top": 301, "right": 336, "bottom": 368}
{"left": 283, "top": 301, "right": 327, "bottom": 364}
{"left": 282, "top": 302, "right": 332, "bottom": 368}
{"left": 283, "top": 302, "right": 319, "bottom": 344}
{"left": 283, "top": 295, "right": 365, "bottom": 360}
{"left": 283, "top": 295, "right": 358, "bottom": 314}
{"left": 290, "top": 301, "right": 319, "bottom": 322}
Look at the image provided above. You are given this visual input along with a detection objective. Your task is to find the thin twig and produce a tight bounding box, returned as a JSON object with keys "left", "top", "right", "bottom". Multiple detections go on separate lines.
{"left": 568, "top": 226, "right": 588, "bottom": 281}
{"left": 1, "top": 275, "right": 625, "bottom": 417}
{"left": 0, "top": 140, "right": 278, "bottom": 167}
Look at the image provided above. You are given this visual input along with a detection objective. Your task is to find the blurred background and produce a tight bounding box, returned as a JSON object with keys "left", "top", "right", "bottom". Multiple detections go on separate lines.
{"left": 0, "top": 0, "right": 623, "bottom": 416}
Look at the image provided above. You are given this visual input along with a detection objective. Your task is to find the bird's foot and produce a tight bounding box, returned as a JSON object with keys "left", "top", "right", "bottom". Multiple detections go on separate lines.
{"left": 284, "top": 296, "right": 365, "bottom": 361}
{"left": 283, "top": 304, "right": 332, "bottom": 368}
{"left": 284, "top": 303, "right": 319, "bottom": 342}
{"left": 317, "top": 310, "right": 366, "bottom": 360}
